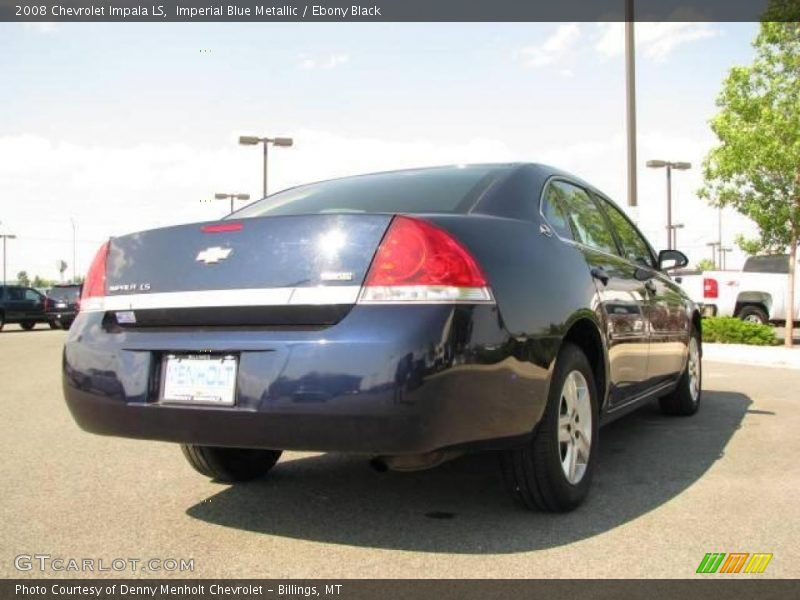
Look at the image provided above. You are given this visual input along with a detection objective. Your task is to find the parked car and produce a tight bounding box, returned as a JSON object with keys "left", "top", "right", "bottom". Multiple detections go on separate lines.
{"left": 45, "top": 283, "right": 82, "bottom": 329}
{"left": 678, "top": 254, "right": 798, "bottom": 324}
{"left": 63, "top": 163, "right": 701, "bottom": 512}
{"left": 0, "top": 285, "right": 55, "bottom": 330}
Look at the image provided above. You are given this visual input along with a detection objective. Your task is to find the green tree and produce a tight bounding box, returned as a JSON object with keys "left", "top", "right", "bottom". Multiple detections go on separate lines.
{"left": 16, "top": 271, "right": 30, "bottom": 286}
{"left": 695, "top": 258, "right": 716, "bottom": 272}
{"left": 31, "top": 275, "right": 52, "bottom": 289}
{"left": 699, "top": 16, "right": 800, "bottom": 347}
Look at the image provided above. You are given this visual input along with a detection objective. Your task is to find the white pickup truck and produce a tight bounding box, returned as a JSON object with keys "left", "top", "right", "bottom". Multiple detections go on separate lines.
{"left": 677, "top": 254, "right": 798, "bottom": 324}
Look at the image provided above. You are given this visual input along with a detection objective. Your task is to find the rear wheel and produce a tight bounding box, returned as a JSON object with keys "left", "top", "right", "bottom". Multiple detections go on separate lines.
{"left": 659, "top": 331, "right": 702, "bottom": 416}
{"left": 501, "top": 343, "right": 599, "bottom": 512}
{"left": 0, "top": 312, "right": 4, "bottom": 331}
{"left": 180, "top": 444, "right": 282, "bottom": 482}
{"left": 49, "top": 321, "right": 60, "bottom": 330}
{"left": 20, "top": 321, "right": 36, "bottom": 331}
{"left": 737, "top": 305, "right": 769, "bottom": 325}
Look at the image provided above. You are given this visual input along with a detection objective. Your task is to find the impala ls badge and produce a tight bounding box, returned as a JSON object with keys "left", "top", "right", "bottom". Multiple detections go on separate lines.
{"left": 196, "top": 246, "right": 232, "bottom": 264}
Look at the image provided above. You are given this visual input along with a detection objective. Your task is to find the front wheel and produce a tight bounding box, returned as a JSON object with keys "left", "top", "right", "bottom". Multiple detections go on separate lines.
{"left": 501, "top": 343, "right": 599, "bottom": 512}
{"left": 19, "top": 321, "right": 36, "bottom": 331}
{"left": 659, "top": 332, "right": 702, "bottom": 416}
{"left": 180, "top": 444, "right": 282, "bottom": 482}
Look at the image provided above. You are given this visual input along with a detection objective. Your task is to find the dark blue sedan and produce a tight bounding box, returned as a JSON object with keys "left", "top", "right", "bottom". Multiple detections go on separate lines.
{"left": 63, "top": 163, "right": 702, "bottom": 511}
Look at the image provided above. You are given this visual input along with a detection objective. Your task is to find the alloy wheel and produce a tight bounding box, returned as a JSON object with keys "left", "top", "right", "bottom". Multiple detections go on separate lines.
{"left": 687, "top": 336, "right": 700, "bottom": 402}
{"left": 558, "top": 370, "right": 592, "bottom": 485}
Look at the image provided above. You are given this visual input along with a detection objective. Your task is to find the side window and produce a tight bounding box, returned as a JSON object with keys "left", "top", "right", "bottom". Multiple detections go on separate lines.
{"left": 8, "top": 288, "right": 24, "bottom": 301}
{"left": 25, "top": 289, "right": 42, "bottom": 302}
{"left": 599, "top": 198, "right": 655, "bottom": 268}
{"left": 551, "top": 181, "right": 617, "bottom": 255}
{"left": 541, "top": 184, "right": 575, "bottom": 240}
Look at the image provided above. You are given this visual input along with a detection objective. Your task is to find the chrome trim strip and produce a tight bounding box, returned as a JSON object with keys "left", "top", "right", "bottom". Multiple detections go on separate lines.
{"left": 357, "top": 285, "right": 495, "bottom": 305}
{"left": 83, "top": 286, "right": 363, "bottom": 312}
{"left": 82, "top": 284, "right": 497, "bottom": 312}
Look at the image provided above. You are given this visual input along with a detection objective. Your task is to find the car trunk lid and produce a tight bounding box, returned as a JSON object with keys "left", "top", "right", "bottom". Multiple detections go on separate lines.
{"left": 103, "top": 214, "right": 392, "bottom": 327}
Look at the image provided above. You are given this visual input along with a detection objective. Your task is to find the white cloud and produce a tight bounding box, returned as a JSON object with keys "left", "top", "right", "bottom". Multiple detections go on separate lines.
{"left": 22, "top": 22, "right": 59, "bottom": 34}
{"left": 0, "top": 131, "right": 515, "bottom": 279}
{"left": 0, "top": 127, "right": 756, "bottom": 280}
{"left": 595, "top": 22, "right": 719, "bottom": 62}
{"left": 518, "top": 23, "right": 581, "bottom": 68}
{"left": 299, "top": 53, "right": 350, "bottom": 70}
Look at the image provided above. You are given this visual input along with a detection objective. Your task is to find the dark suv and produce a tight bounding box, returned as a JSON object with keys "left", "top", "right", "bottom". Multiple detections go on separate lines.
{"left": 45, "top": 284, "right": 82, "bottom": 329}
{"left": 0, "top": 285, "right": 54, "bottom": 331}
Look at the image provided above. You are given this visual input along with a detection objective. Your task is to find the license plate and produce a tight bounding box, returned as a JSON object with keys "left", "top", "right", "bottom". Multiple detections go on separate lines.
{"left": 161, "top": 354, "right": 237, "bottom": 406}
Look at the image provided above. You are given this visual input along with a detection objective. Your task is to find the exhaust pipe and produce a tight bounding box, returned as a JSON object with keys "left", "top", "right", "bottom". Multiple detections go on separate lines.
{"left": 369, "top": 450, "right": 463, "bottom": 472}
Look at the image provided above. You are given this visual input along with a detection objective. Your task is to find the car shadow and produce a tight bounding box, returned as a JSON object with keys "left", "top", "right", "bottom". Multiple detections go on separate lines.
{"left": 186, "top": 390, "right": 750, "bottom": 554}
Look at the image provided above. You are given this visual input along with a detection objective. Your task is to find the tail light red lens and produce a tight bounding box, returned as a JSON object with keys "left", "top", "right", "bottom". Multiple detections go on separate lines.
{"left": 360, "top": 216, "right": 492, "bottom": 303}
{"left": 80, "top": 241, "right": 110, "bottom": 310}
{"left": 703, "top": 277, "right": 718, "bottom": 299}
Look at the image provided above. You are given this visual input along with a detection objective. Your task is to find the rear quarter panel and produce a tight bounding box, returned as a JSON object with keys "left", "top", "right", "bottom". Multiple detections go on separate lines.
{"left": 423, "top": 213, "right": 602, "bottom": 383}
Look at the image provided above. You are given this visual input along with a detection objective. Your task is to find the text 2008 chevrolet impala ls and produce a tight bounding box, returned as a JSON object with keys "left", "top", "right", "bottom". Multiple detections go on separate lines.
{"left": 63, "top": 164, "right": 701, "bottom": 512}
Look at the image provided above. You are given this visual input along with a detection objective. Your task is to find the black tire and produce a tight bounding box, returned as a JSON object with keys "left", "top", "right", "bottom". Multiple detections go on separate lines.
{"left": 501, "top": 343, "right": 599, "bottom": 512}
{"left": 180, "top": 444, "right": 282, "bottom": 482}
{"left": 736, "top": 305, "right": 769, "bottom": 325}
{"left": 49, "top": 321, "right": 60, "bottom": 330}
{"left": 659, "top": 329, "right": 702, "bottom": 416}
{"left": 0, "top": 312, "right": 4, "bottom": 331}
{"left": 20, "top": 321, "right": 36, "bottom": 331}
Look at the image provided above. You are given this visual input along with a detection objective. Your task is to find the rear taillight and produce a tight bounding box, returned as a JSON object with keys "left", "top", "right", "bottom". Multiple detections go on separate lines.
{"left": 703, "top": 277, "right": 718, "bottom": 299}
{"left": 80, "top": 241, "right": 110, "bottom": 311}
{"left": 359, "top": 216, "right": 493, "bottom": 304}
{"left": 44, "top": 297, "right": 52, "bottom": 311}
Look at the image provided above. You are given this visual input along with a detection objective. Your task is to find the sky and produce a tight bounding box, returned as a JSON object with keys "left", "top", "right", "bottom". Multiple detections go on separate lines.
{"left": 0, "top": 21, "right": 761, "bottom": 281}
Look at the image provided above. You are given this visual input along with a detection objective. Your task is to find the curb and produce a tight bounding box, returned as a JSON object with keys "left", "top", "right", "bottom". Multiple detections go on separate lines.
{"left": 702, "top": 342, "right": 800, "bottom": 370}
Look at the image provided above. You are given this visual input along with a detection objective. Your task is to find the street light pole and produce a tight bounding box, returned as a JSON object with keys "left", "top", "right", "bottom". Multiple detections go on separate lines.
{"left": 669, "top": 223, "right": 684, "bottom": 250}
{"left": 707, "top": 242, "right": 720, "bottom": 268}
{"left": 625, "top": 0, "right": 637, "bottom": 207}
{"left": 1, "top": 234, "right": 18, "bottom": 285}
{"left": 239, "top": 135, "right": 294, "bottom": 198}
{"left": 646, "top": 160, "right": 692, "bottom": 250}
{"left": 263, "top": 142, "right": 269, "bottom": 198}
{"left": 214, "top": 192, "right": 250, "bottom": 215}
{"left": 720, "top": 247, "right": 733, "bottom": 271}
{"left": 666, "top": 163, "right": 672, "bottom": 248}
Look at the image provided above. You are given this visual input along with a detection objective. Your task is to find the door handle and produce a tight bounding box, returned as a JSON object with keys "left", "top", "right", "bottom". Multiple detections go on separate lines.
{"left": 644, "top": 279, "right": 657, "bottom": 295}
{"left": 590, "top": 267, "right": 610, "bottom": 286}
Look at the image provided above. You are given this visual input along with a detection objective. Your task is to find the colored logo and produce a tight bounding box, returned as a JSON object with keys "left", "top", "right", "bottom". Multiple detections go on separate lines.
{"left": 696, "top": 552, "right": 773, "bottom": 574}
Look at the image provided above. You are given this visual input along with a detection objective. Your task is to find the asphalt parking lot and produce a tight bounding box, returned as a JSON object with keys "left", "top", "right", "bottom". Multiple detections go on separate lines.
{"left": 2, "top": 325, "right": 798, "bottom": 578}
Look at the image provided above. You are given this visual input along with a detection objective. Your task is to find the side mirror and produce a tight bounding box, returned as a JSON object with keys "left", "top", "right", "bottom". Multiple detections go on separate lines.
{"left": 658, "top": 249, "right": 689, "bottom": 271}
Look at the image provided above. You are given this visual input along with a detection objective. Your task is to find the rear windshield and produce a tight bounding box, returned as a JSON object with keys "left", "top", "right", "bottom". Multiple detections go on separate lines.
{"left": 48, "top": 286, "right": 81, "bottom": 301}
{"left": 231, "top": 165, "right": 512, "bottom": 218}
{"left": 743, "top": 255, "right": 789, "bottom": 274}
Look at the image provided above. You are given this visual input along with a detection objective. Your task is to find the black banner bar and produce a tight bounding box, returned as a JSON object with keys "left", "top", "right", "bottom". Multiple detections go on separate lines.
{"left": 4, "top": 580, "right": 800, "bottom": 600}
{"left": 1, "top": 0, "right": 795, "bottom": 23}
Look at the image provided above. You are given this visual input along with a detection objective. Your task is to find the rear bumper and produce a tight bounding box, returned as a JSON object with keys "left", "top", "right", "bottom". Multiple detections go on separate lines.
{"left": 63, "top": 305, "right": 549, "bottom": 455}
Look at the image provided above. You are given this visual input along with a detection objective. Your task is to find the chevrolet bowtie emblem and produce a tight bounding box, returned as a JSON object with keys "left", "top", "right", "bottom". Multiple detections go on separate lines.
{"left": 196, "top": 246, "right": 233, "bottom": 264}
